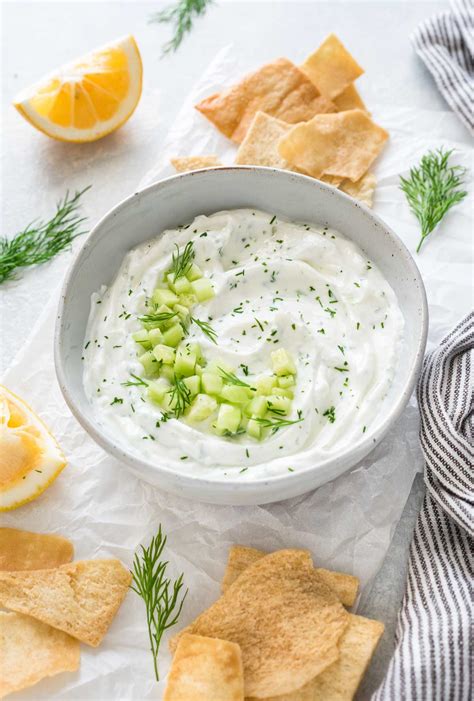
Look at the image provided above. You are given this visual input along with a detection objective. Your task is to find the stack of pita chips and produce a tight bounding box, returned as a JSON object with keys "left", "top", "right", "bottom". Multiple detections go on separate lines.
{"left": 164, "top": 546, "right": 384, "bottom": 701}
{"left": 0, "top": 527, "right": 131, "bottom": 698}
{"left": 173, "top": 34, "right": 388, "bottom": 208}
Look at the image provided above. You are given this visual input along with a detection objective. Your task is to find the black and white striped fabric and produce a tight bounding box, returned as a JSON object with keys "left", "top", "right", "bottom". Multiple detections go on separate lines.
{"left": 412, "top": 0, "right": 474, "bottom": 135}
{"left": 373, "top": 313, "right": 474, "bottom": 701}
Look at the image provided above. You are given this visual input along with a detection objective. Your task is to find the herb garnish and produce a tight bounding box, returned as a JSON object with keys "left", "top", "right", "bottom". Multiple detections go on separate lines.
{"left": 323, "top": 406, "right": 336, "bottom": 423}
{"left": 255, "top": 415, "right": 304, "bottom": 434}
{"left": 168, "top": 241, "right": 195, "bottom": 280}
{"left": 138, "top": 311, "right": 177, "bottom": 324}
{"left": 122, "top": 374, "right": 149, "bottom": 387}
{"left": 218, "top": 368, "right": 253, "bottom": 388}
{"left": 150, "top": 0, "right": 214, "bottom": 55}
{"left": 191, "top": 316, "right": 217, "bottom": 344}
{"left": 400, "top": 148, "right": 467, "bottom": 253}
{"left": 0, "top": 187, "right": 90, "bottom": 284}
{"left": 131, "top": 526, "right": 187, "bottom": 681}
{"left": 168, "top": 376, "right": 192, "bottom": 417}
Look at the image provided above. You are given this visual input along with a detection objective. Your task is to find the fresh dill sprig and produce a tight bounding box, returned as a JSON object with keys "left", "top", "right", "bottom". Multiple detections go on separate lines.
{"left": 191, "top": 316, "right": 218, "bottom": 344}
{"left": 122, "top": 373, "right": 149, "bottom": 388}
{"left": 168, "top": 376, "right": 192, "bottom": 417}
{"left": 399, "top": 148, "right": 467, "bottom": 253}
{"left": 150, "top": 0, "right": 214, "bottom": 55}
{"left": 218, "top": 367, "right": 252, "bottom": 388}
{"left": 0, "top": 186, "right": 90, "bottom": 284}
{"left": 131, "top": 526, "right": 187, "bottom": 681}
{"left": 168, "top": 241, "right": 195, "bottom": 281}
{"left": 254, "top": 415, "right": 304, "bottom": 434}
{"left": 138, "top": 311, "right": 177, "bottom": 324}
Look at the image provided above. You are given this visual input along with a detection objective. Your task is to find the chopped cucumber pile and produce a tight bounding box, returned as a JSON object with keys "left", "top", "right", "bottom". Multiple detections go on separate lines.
{"left": 128, "top": 242, "right": 301, "bottom": 440}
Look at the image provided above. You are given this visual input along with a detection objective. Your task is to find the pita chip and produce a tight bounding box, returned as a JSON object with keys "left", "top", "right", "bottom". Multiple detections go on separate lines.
{"left": 196, "top": 58, "right": 336, "bottom": 143}
{"left": 0, "top": 611, "right": 80, "bottom": 699}
{"left": 301, "top": 34, "right": 364, "bottom": 99}
{"left": 333, "top": 84, "right": 367, "bottom": 112}
{"left": 164, "top": 634, "right": 244, "bottom": 701}
{"left": 247, "top": 614, "right": 384, "bottom": 701}
{"left": 171, "top": 155, "right": 222, "bottom": 172}
{"left": 0, "top": 559, "right": 131, "bottom": 647}
{"left": 222, "top": 545, "right": 359, "bottom": 607}
{"left": 279, "top": 109, "right": 388, "bottom": 182}
{"left": 0, "top": 527, "right": 73, "bottom": 571}
{"left": 235, "top": 112, "right": 296, "bottom": 169}
{"left": 340, "top": 172, "right": 377, "bottom": 207}
{"left": 170, "top": 549, "right": 349, "bottom": 698}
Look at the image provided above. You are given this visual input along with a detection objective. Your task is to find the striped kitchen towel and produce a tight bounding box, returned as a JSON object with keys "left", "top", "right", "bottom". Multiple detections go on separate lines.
{"left": 412, "top": 0, "right": 474, "bottom": 134}
{"left": 373, "top": 313, "right": 473, "bottom": 700}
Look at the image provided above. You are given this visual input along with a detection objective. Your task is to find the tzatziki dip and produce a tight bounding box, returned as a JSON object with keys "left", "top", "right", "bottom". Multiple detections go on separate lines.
{"left": 83, "top": 209, "right": 404, "bottom": 479}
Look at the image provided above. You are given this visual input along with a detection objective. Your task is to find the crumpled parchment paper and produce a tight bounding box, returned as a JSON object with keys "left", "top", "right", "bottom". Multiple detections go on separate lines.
{"left": 2, "top": 45, "right": 472, "bottom": 701}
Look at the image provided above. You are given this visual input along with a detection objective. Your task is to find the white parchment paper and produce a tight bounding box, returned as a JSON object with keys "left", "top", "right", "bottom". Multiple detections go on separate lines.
{"left": 2, "top": 46, "right": 472, "bottom": 700}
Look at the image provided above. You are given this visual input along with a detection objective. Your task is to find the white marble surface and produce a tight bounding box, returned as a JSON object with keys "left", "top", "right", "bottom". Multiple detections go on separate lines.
{"left": 1, "top": 1, "right": 471, "bottom": 699}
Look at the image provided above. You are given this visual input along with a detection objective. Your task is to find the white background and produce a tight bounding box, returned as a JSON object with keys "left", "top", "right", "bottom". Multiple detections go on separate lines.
{"left": 1, "top": 1, "right": 472, "bottom": 699}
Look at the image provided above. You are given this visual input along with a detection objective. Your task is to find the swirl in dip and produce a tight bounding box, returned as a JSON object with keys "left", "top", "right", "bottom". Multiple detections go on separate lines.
{"left": 83, "top": 209, "right": 404, "bottom": 478}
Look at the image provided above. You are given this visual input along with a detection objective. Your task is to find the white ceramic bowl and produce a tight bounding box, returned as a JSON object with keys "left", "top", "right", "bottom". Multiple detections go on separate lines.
{"left": 55, "top": 167, "right": 428, "bottom": 505}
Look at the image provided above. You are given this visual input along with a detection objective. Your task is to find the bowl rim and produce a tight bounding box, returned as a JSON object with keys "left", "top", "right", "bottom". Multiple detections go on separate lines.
{"left": 54, "top": 166, "right": 428, "bottom": 495}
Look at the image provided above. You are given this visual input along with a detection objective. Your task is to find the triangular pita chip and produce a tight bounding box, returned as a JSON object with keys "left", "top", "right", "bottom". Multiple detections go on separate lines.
{"left": 0, "top": 559, "right": 131, "bottom": 647}
{"left": 170, "top": 549, "right": 349, "bottom": 699}
{"left": 333, "top": 84, "right": 367, "bottom": 112}
{"left": 196, "top": 58, "right": 336, "bottom": 143}
{"left": 164, "top": 634, "right": 244, "bottom": 701}
{"left": 0, "top": 611, "right": 80, "bottom": 698}
{"left": 221, "top": 546, "right": 359, "bottom": 607}
{"left": 0, "top": 527, "right": 73, "bottom": 571}
{"left": 171, "top": 155, "right": 221, "bottom": 172}
{"left": 301, "top": 34, "right": 363, "bottom": 99}
{"left": 340, "top": 172, "right": 377, "bottom": 207}
{"left": 279, "top": 109, "right": 388, "bottom": 182}
{"left": 247, "top": 614, "right": 384, "bottom": 701}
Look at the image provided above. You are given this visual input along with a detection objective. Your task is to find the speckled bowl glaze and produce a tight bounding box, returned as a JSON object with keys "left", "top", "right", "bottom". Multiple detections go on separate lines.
{"left": 55, "top": 167, "right": 428, "bottom": 505}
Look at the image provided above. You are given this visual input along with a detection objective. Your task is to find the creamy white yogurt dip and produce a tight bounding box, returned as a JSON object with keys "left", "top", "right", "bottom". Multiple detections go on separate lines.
{"left": 83, "top": 209, "right": 404, "bottom": 479}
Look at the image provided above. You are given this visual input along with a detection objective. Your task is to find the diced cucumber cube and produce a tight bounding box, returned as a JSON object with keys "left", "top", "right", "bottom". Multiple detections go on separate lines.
{"left": 162, "top": 323, "right": 185, "bottom": 348}
{"left": 139, "top": 350, "right": 161, "bottom": 376}
{"left": 202, "top": 372, "right": 224, "bottom": 395}
{"left": 254, "top": 375, "right": 277, "bottom": 395}
{"left": 273, "top": 387, "right": 294, "bottom": 399}
{"left": 220, "top": 385, "right": 251, "bottom": 404}
{"left": 187, "top": 393, "right": 217, "bottom": 422}
{"left": 266, "top": 394, "right": 291, "bottom": 415}
{"left": 178, "top": 293, "right": 197, "bottom": 308}
{"left": 147, "top": 378, "right": 170, "bottom": 405}
{"left": 215, "top": 404, "right": 241, "bottom": 434}
{"left": 133, "top": 329, "right": 151, "bottom": 348}
{"left": 194, "top": 363, "right": 203, "bottom": 376}
{"left": 187, "top": 342, "right": 203, "bottom": 361}
{"left": 174, "top": 304, "right": 190, "bottom": 323}
{"left": 160, "top": 364, "right": 174, "bottom": 382}
{"left": 191, "top": 278, "right": 215, "bottom": 302}
{"left": 183, "top": 375, "right": 201, "bottom": 396}
{"left": 278, "top": 375, "right": 295, "bottom": 388}
{"left": 156, "top": 305, "right": 178, "bottom": 328}
{"left": 167, "top": 274, "right": 191, "bottom": 294}
{"left": 152, "top": 288, "right": 179, "bottom": 307}
{"left": 247, "top": 418, "right": 262, "bottom": 439}
{"left": 174, "top": 345, "right": 197, "bottom": 376}
{"left": 247, "top": 395, "right": 268, "bottom": 418}
{"left": 148, "top": 328, "right": 164, "bottom": 347}
{"left": 152, "top": 344, "right": 176, "bottom": 365}
{"left": 271, "top": 348, "right": 297, "bottom": 376}
{"left": 186, "top": 263, "right": 203, "bottom": 281}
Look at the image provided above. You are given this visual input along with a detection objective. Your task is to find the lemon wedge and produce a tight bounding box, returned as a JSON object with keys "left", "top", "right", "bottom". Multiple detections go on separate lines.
{"left": 0, "top": 386, "right": 67, "bottom": 511}
{"left": 13, "top": 35, "right": 142, "bottom": 143}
